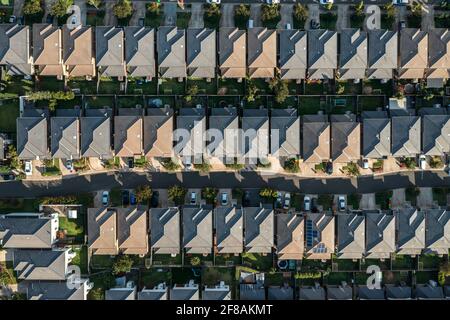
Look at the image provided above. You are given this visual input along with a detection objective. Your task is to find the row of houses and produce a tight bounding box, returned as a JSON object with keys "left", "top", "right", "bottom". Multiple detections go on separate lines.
{"left": 1, "top": 24, "right": 449, "bottom": 83}
{"left": 16, "top": 106, "right": 450, "bottom": 163}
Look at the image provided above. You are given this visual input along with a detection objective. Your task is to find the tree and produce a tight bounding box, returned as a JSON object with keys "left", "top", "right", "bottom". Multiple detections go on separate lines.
{"left": 343, "top": 162, "right": 360, "bottom": 176}
{"left": 235, "top": 4, "right": 250, "bottom": 18}
{"left": 147, "top": 2, "right": 161, "bottom": 14}
{"left": 190, "top": 256, "right": 201, "bottom": 266}
{"left": 202, "top": 187, "right": 218, "bottom": 204}
{"left": 261, "top": 4, "right": 280, "bottom": 22}
{"left": 324, "top": 2, "right": 334, "bottom": 10}
{"left": 336, "top": 83, "right": 345, "bottom": 95}
{"left": 283, "top": 158, "right": 300, "bottom": 173}
{"left": 184, "top": 84, "right": 199, "bottom": 103}
{"left": 135, "top": 185, "right": 152, "bottom": 203}
{"left": 410, "top": 1, "right": 422, "bottom": 16}
{"left": 113, "top": 0, "right": 133, "bottom": 19}
{"left": 7, "top": 145, "right": 20, "bottom": 170}
{"left": 245, "top": 78, "right": 259, "bottom": 102}
{"left": 23, "top": 0, "right": 43, "bottom": 16}
{"left": 293, "top": 4, "right": 308, "bottom": 22}
{"left": 205, "top": 3, "right": 220, "bottom": 18}
{"left": 112, "top": 255, "right": 133, "bottom": 276}
{"left": 87, "top": 0, "right": 102, "bottom": 9}
{"left": 168, "top": 185, "right": 187, "bottom": 205}
{"left": 259, "top": 187, "right": 277, "bottom": 199}
{"left": 268, "top": 72, "right": 289, "bottom": 104}
{"left": 50, "top": 0, "right": 74, "bottom": 17}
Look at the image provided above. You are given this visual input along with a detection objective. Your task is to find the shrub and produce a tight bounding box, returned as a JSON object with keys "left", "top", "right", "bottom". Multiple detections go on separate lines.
{"left": 343, "top": 162, "right": 360, "bottom": 177}
{"left": 201, "top": 187, "right": 218, "bottom": 204}
{"left": 259, "top": 188, "right": 277, "bottom": 199}
{"left": 160, "top": 158, "right": 180, "bottom": 171}
{"left": 23, "top": 0, "right": 43, "bottom": 16}
{"left": 50, "top": 0, "right": 73, "bottom": 17}
{"left": 168, "top": 185, "right": 187, "bottom": 205}
{"left": 112, "top": 255, "right": 133, "bottom": 276}
{"left": 190, "top": 256, "right": 201, "bottom": 266}
{"left": 284, "top": 158, "right": 300, "bottom": 173}
{"left": 113, "top": 0, "right": 133, "bottom": 19}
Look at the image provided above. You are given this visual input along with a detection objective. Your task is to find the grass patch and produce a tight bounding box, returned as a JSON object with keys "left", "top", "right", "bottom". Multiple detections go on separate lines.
{"left": 317, "top": 194, "right": 333, "bottom": 210}
{"left": 117, "top": 95, "right": 144, "bottom": 108}
{"left": 347, "top": 194, "right": 361, "bottom": 210}
{"left": 98, "top": 79, "right": 122, "bottom": 94}
{"left": 242, "top": 252, "right": 273, "bottom": 271}
{"left": 415, "top": 271, "right": 438, "bottom": 284}
{"left": 85, "top": 95, "right": 114, "bottom": 108}
{"left": 59, "top": 216, "right": 84, "bottom": 241}
{"left": 320, "top": 12, "right": 337, "bottom": 30}
{"left": 151, "top": 254, "right": 182, "bottom": 266}
{"left": 358, "top": 96, "right": 385, "bottom": 113}
{"left": 0, "top": 198, "right": 40, "bottom": 214}
{"left": 127, "top": 78, "right": 157, "bottom": 95}
{"left": 327, "top": 96, "right": 356, "bottom": 114}
{"left": 324, "top": 272, "right": 353, "bottom": 285}
{"left": 71, "top": 245, "right": 88, "bottom": 274}
{"left": 217, "top": 78, "right": 244, "bottom": 95}
{"left": 42, "top": 159, "right": 61, "bottom": 177}
{"left": 86, "top": 11, "right": 105, "bottom": 26}
{"left": 172, "top": 267, "right": 201, "bottom": 285}
{"left": 298, "top": 96, "right": 323, "bottom": 115}
{"left": 392, "top": 254, "right": 414, "bottom": 270}
{"left": 90, "top": 255, "right": 114, "bottom": 269}
{"left": 0, "top": 99, "right": 19, "bottom": 133}
{"left": 88, "top": 272, "right": 116, "bottom": 300}
{"left": 419, "top": 255, "right": 442, "bottom": 270}
{"left": 159, "top": 78, "right": 185, "bottom": 95}
{"left": 435, "top": 13, "right": 450, "bottom": 28}
{"left": 140, "top": 268, "right": 172, "bottom": 289}
{"left": 214, "top": 253, "right": 241, "bottom": 267}
{"left": 202, "top": 267, "right": 234, "bottom": 287}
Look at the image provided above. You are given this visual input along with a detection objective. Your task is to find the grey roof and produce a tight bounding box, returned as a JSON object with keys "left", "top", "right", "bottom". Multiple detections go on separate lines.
{"left": 270, "top": 109, "right": 300, "bottom": 157}
{"left": 25, "top": 280, "right": 90, "bottom": 300}
{"left": 182, "top": 206, "right": 213, "bottom": 254}
{"left": 242, "top": 109, "right": 269, "bottom": 160}
{"left": 425, "top": 209, "right": 450, "bottom": 255}
{"left": 304, "top": 213, "right": 335, "bottom": 258}
{"left": 302, "top": 114, "right": 330, "bottom": 163}
{"left": 385, "top": 285, "right": 413, "bottom": 300}
{"left": 240, "top": 284, "right": 265, "bottom": 300}
{"left": 143, "top": 108, "right": 174, "bottom": 158}
{"left": 427, "top": 29, "right": 450, "bottom": 78}
{"left": 247, "top": 27, "right": 276, "bottom": 78}
{"left": 416, "top": 284, "right": 445, "bottom": 300}
{"left": 157, "top": 26, "right": 186, "bottom": 78}
{"left": 13, "top": 249, "right": 67, "bottom": 281}
{"left": 138, "top": 285, "right": 168, "bottom": 300}
{"left": 208, "top": 107, "right": 239, "bottom": 159}
{"left": 336, "top": 213, "right": 365, "bottom": 259}
{"left": 276, "top": 213, "right": 304, "bottom": 260}
{"left": 117, "top": 206, "right": 148, "bottom": 255}
{"left": 105, "top": 288, "right": 136, "bottom": 300}
{"left": 186, "top": 28, "right": 216, "bottom": 78}
{"left": 243, "top": 207, "right": 274, "bottom": 253}
{"left": 278, "top": 29, "right": 307, "bottom": 79}
{"left": 171, "top": 283, "right": 199, "bottom": 300}
{"left": 0, "top": 215, "right": 54, "bottom": 249}
{"left": 299, "top": 286, "right": 326, "bottom": 300}
{"left": 150, "top": 208, "right": 180, "bottom": 255}
{"left": 363, "top": 117, "right": 391, "bottom": 158}
{"left": 87, "top": 207, "right": 118, "bottom": 255}
{"left": 114, "top": 115, "right": 143, "bottom": 157}
{"left": 268, "top": 286, "right": 294, "bottom": 300}
{"left": 95, "top": 27, "right": 126, "bottom": 77}
{"left": 418, "top": 107, "right": 447, "bottom": 116}
{"left": 124, "top": 27, "right": 155, "bottom": 78}
{"left": 339, "top": 29, "right": 367, "bottom": 80}
{"left": 365, "top": 212, "right": 396, "bottom": 259}
{"left": 176, "top": 108, "right": 206, "bottom": 160}
{"left": 0, "top": 24, "right": 32, "bottom": 75}
{"left": 445, "top": 286, "right": 450, "bottom": 299}
{"left": 202, "top": 286, "right": 231, "bottom": 300}
{"left": 357, "top": 286, "right": 385, "bottom": 300}
{"left": 391, "top": 116, "right": 421, "bottom": 157}
{"left": 330, "top": 114, "right": 360, "bottom": 162}
{"left": 50, "top": 117, "right": 79, "bottom": 159}
{"left": 218, "top": 27, "right": 246, "bottom": 78}
{"left": 367, "top": 30, "right": 398, "bottom": 79}
{"left": 16, "top": 117, "right": 48, "bottom": 160}
{"left": 399, "top": 28, "right": 428, "bottom": 76}
{"left": 80, "top": 116, "right": 112, "bottom": 159}
{"left": 422, "top": 115, "right": 450, "bottom": 156}
{"left": 215, "top": 207, "right": 243, "bottom": 254}
{"left": 327, "top": 285, "right": 353, "bottom": 300}
{"left": 395, "top": 208, "right": 425, "bottom": 255}
{"left": 307, "top": 30, "right": 337, "bottom": 79}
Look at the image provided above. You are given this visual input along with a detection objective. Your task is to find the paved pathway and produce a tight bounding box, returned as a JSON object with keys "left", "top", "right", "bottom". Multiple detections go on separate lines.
{"left": 421, "top": 3, "right": 434, "bottom": 31}
{"left": 336, "top": 4, "right": 349, "bottom": 31}
{"left": 12, "top": 0, "right": 24, "bottom": 17}
{"left": 189, "top": 3, "right": 204, "bottom": 28}
{"left": 305, "top": 4, "right": 319, "bottom": 30}
{"left": 277, "top": 4, "right": 293, "bottom": 29}
{"left": 220, "top": 3, "right": 235, "bottom": 27}
{"left": 417, "top": 187, "right": 434, "bottom": 209}
{"left": 164, "top": 2, "right": 177, "bottom": 26}
{"left": 391, "top": 188, "right": 406, "bottom": 209}
{"left": 74, "top": 0, "right": 87, "bottom": 25}
{"left": 360, "top": 193, "right": 376, "bottom": 210}
{"left": 249, "top": 4, "right": 261, "bottom": 27}
{"left": 129, "top": 0, "right": 146, "bottom": 26}
{"left": 104, "top": 0, "right": 117, "bottom": 26}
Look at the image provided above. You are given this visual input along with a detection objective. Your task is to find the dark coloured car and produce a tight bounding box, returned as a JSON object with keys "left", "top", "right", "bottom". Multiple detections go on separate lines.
{"left": 127, "top": 157, "right": 134, "bottom": 169}
{"left": 326, "top": 161, "right": 333, "bottom": 175}
{"left": 122, "top": 190, "right": 130, "bottom": 206}
{"left": 151, "top": 191, "right": 159, "bottom": 208}
{"left": 130, "top": 192, "right": 137, "bottom": 205}
{"left": 242, "top": 191, "right": 251, "bottom": 207}
{"left": 46, "top": 15, "right": 54, "bottom": 24}
{"left": 138, "top": 18, "right": 145, "bottom": 27}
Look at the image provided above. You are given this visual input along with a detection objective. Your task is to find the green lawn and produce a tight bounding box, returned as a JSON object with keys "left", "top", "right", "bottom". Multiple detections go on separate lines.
{"left": 0, "top": 198, "right": 40, "bottom": 214}
{"left": 98, "top": 79, "right": 122, "bottom": 94}
{"left": 110, "top": 187, "right": 122, "bottom": 207}
{"left": 361, "top": 259, "right": 390, "bottom": 271}
{"left": 88, "top": 272, "right": 116, "bottom": 300}
{"left": 36, "top": 78, "right": 64, "bottom": 92}
{"left": 140, "top": 268, "right": 172, "bottom": 289}
{"left": 392, "top": 254, "right": 415, "bottom": 270}
{"left": 334, "top": 258, "right": 360, "bottom": 271}
{"left": 304, "top": 82, "right": 325, "bottom": 95}
{"left": 59, "top": 215, "right": 84, "bottom": 242}
{"left": 358, "top": 96, "right": 385, "bottom": 113}
{"left": 217, "top": 78, "right": 244, "bottom": 95}
{"left": 90, "top": 255, "right": 114, "bottom": 269}
{"left": 324, "top": 272, "right": 353, "bottom": 285}
{"left": 242, "top": 253, "right": 273, "bottom": 271}
{"left": 432, "top": 188, "right": 449, "bottom": 207}
{"left": 67, "top": 79, "right": 96, "bottom": 94}
{"left": 375, "top": 191, "right": 392, "bottom": 210}
{"left": 151, "top": 254, "right": 182, "bottom": 266}
{"left": 172, "top": 267, "right": 201, "bottom": 285}
{"left": 327, "top": 96, "right": 357, "bottom": 114}
{"left": 350, "top": 13, "right": 365, "bottom": 29}
{"left": 0, "top": 99, "right": 19, "bottom": 133}
{"left": 415, "top": 271, "right": 438, "bottom": 284}
{"left": 202, "top": 267, "right": 234, "bottom": 287}
{"left": 1, "top": 76, "right": 33, "bottom": 95}
{"left": 214, "top": 253, "right": 241, "bottom": 266}
{"left": 320, "top": 12, "right": 337, "bottom": 30}
{"left": 187, "top": 79, "right": 217, "bottom": 95}
{"left": 418, "top": 255, "right": 442, "bottom": 270}
{"left": 42, "top": 159, "right": 61, "bottom": 177}
{"left": 435, "top": 14, "right": 450, "bottom": 28}
{"left": 71, "top": 245, "right": 88, "bottom": 275}
{"left": 300, "top": 259, "right": 331, "bottom": 272}
{"left": 159, "top": 78, "right": 185, "bottom": 95}
{"left": 86, "top": 11, "right": 105, "bottom": 26}
{"left": 407, "top": 14, "right": 421, "bottom": 28}
{"left": 127, "top": 79, "right": 157, "bottom": 95}
{"left": 117, "top": 95, "right": 145, "bottom": 109}
{"left": 84, "top": 95, "right": 114, "bottom": 109}
{"left": 208, "top": 95, "right": 240, "bottom": 109}
{"left": 298, "top": 96, "right": 323, "bottom": 115}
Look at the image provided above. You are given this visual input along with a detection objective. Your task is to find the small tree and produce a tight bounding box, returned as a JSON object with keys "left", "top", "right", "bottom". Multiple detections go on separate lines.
{"left": 269, "top": 73, "right": 289, "bottom": 104}
{"left": 235, "top": 4, "right": 250, "bottom": 18}
{"left": 202, "top": 187, "right": 218, "bottom": 204}
{"left": 147, "top": 2, "right": 160, "bottom": 14}
{"left": 7, "top": 145, "right": 20, "bottom": 170}
{"left": 336, "top": 83, "right": 345, "bottom": 95}
{"left": 135, "top": 185, "right": 152, "bottom": 203}
{"left": 23, "top": 0, "right": 43, "bottom": 15}
{"left": 168, "top": 185, "right": 187, "bottom": 205}
{"left": 324, "top": 2, "right": 333, "bottom": 10}
{"left": 87, "top": 0, "right": 102, "bottom": 9}
{"left": 112, "top": 255, "right": 133, "bottom": 276}
{"left": 294, "top": 4, "right": 308, "bottom": 23}
{"left": 185, "top": 84, "right": 199, "bottom": 103}
{"left": 410, "top": 1, "right": 422, "bottom": 16}
{"left": 343, "top": 162, "right": 360, "bottom": 177}
{"left": 190, "top": 256, "right": 201, "bottom": 266}
{"left": 113, "top": 0, "right": 133, "bottom": 19}
{"left": 259, "top": 187, "right": 277, "bottom": 200}
{"left": 261, "top": 4, "right": 280, "bottom": 22}
{"left": 245, "top": 78, "right": 259, "bottom": 102}
{"left": 284, "top": 158, "right": 300, "bottom": 173}
{"left": 51, "top": 0, "right": 74, "bottom": 17}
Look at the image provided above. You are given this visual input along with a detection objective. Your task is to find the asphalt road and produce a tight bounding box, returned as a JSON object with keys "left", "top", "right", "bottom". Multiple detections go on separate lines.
{"left": 0, "top": 170, "right": 448, "bottom": 198}
{"left": 94, "top": 0, "right": 442, "bottom": 5}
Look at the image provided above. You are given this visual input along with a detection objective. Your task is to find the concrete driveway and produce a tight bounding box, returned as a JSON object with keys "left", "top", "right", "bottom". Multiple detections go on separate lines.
{"left": 130, "top": 0, "right": 146, "bottom": 26}
{"left": 391, "top": 188, "right": 406, "bottom": 209}
{"left": 13, "top": 0, "right": 24, "bottom": 17}
{"left": 360, "top": 193, "right": 376, "bottom": 210}
{"left": 277, "top": 4, "right": 293, "bottom": 29}
{"left": 186, "top": 188, "right": 201, "bottom": 206}
{"left": 104, "top": 0, "right": 117, "bottom": 26}
{"left": 220, "top": 3, "right": 235, "bottom": 28}
{"left": 73, "top": 0, "right": 87, "bottom": 25}
{"left": 305, "top": 4, "right": 319, "bottom": 30}
{"left": 417, "top": 187, "right": 434, "bottom": 209}
{"left": 217, "top": 188, "right": 233, "bottom": 207}
{"left": 154, "top": 188, "right": 169, "bottom": 207}
{"left": 421, "top": 3, "right": 434, "bottom": 31}
{"left": 189, "top": 3, "right": 204, "bottom": 28}
{"left": 336, "top": 4, "right": 349, "bottom": 31}
{"left": 164, "top": 2, "right": 177, "bottom": 26}
{"left": 249, "top": 4, "right": 262, "bottom": 27}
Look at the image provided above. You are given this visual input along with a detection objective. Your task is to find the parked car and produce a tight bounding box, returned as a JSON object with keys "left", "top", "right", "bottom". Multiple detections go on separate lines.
{"left": 320, "top": 0, "right": 334, "bottom": 4}
{"left": 70, "top": 15, "right": 77, "bottom": 25}
{"left": 127, "top": 157, "right": 134, "bottom": 169}
{"left": 399, "top": 20, "right": 406, "bottom": 30}
{"left": 206, "top": 0, "right": 221, "bottom": 3}
{"left": 130, "top": 192, "right": 137, "bottom": 205}
{"left": 190, "top": 192, "right": 197, "bottom": 205}
{"left": 362, "top": 158, "right": 369, "bottom": 169}
{"left": 221, "top": 192, "right": 228, "bottom": 206}
{"left": 304, "top": 196, "right": 311, "bottom": 211}
{"left": 138, "top": 18, "right": 145, "bottom": 27}
{"left": 24, "top": 161, "right": 32, "bottom": 176}
{"left": 338, "top": 196, "right": 346, "bottom": 212}
{"left": 184, "top": 158, "right": 192, "bottom": 171}
{"left": 392, "top": 0, "right": 409, "bottom": 5}
{"left": 283, "top": 193, "right": 291, "bottom": 209}
{"left": 418, "top": 155, "right": 426, "bottom": 170}
{"left": 102, "top": 191, "right": 109, "bottom": 206}
{"left": 65, "top": 159, "right": 74, "bottom": 171}
{"left": 243, "top": 191, "right": 251, "bottom": 207}
{"left": 266, "top": 0, "right": 280, "bottom": 4}
{"left": 276, "top": 192, "right": 283, "bottom": 208}
{"left": 0, "top": 174, "right": 15, "bottom": 181}
{"left": 122, "top": 190, "right": 130, "bottom": 206}
{"left": 311, "top": 198, "right": 319, "bottom": 213}
{"left": 151, "top": 191, "right": 159, "bottom": 208}
{"left": 326, "top": 161, "right": 333, "bottom": 175}
{"left": 9, "top": 15, "right": 16, "bottom": 23}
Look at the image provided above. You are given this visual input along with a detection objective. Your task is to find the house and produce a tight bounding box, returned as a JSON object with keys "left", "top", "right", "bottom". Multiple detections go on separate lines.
{"left": 202, "top": 282, "right": 231, "bottom": 300}
{"left": 426, "top": 29, "right": 450, "bottom": 85}
{"left": 176, "top": 108, "right": 206, "bottom": 164}
{"left": 182, "top": 206, "right": 213, "bottom": 255}
{"left": 33, "top": 24, "right": 63, "bottom": 77}
{"left": 157, "top": 26, "right": 186, "bottom": 79}
{"left": 302, "top": 115, "right": 330, "bottom": 163}
{"left": 416, "top": 282, "right": 445, "bottom": 300}
{"left": 268, "top": 285, "right": 294, "bottom": 300}
{"left": 336, "top": 213, "right": 365, "bottom": 259}
{"left": 24, "top": 279, "right": 92, "bottom": 300}
{"left": 80, "top": 115, "right": 112, "bottom": 159}
{"left": 50, "top": 117, "right": 80, "bottom": 159}
{"left": 425, "top": 209, "right": 450, "bottom": 255}
{"left": 0, "top": 213, "right": 58, "bottom": 249}
{"left": 87, "top": 207, "right": 118, "bottom": 255}
{"left": 16, "top": 116, "right": 48, "bottom": 160}
{"left": 186, "top": 28, "right": 216, "bottom": 79}
{"left": 362, "top": 111, "right": 391, "bottom": 159}
{"left": 385, "top": 285, "right": 413, "bottom": 300}
{"left": 0, "top": 24, "right": 33, "bottom": 75}
{"left": 391, "top": 115, "right": 421, "bottom": 157}
{"left": 270, "top": 109, "right": 300, "bottom": 159}
{"left": 240, "top": 272, "right": 265, "bottom": 300}
{"left": 276, "top": 213, "right": 304, "bottom": 260}
{"left": 304, "top": 213, "right": 335, "bottom": 260}
{"left": 114, "top": 115, "right": 143, "bottom": 158}
{"left": 367, "top": 30, "right": 398, "bottom": 80}
{"left": 278, "top": 29, "right": 307, "bottom": 80}
{"left": 62, "top": 25, "right": 95, "bottom": 78}
{"left": 96, "top": 27, "right": 126, "bottom": 78}
{"left": 357, "top": 286, "right": 385, "bottom": 300}
{"left": 242, "top": 109, "right": 269, "bottom": 163}
{"left": 398, "top": 28, "right": 428, "bottom": 80}
{"left": 327, "top": 284, "right": 353, "bottom": 300}
{"left": 365, "top": 212, "right": 395, "bottom": 259}
{"left": 214, "top": 206, "right": 243, "bottom": 254}
{"left": 330, "top": 114, "right": 361, "bottom": 163}
{"left": 395, "top": 208, "right": 425, "bottom": 256}
{"left": 171, "top": 280, "right": 199, "bottom": 300}
{"left": 218, "top": 27, "right": 246, "bottom": 79}
{"left": 339, "top": 29, "right": 367, "bottom": 80}
{"left": 105, "top": 287, "right": 136, "bottom": 300}
{"left": 117, "top": 206, "right": 148, "bottom": 255}
{"left": 307, "top": 30, "right": 337, "bottom": 80}
{"left": 150, "top": 207, "right": 180, "bottom": 255}
{"left": 124, "top": 26, "right": 155, "bottom": 80}
{"left": 143, "top": 107, "right": 174, "bottom": 158}
{"left": 243, "top": 207, "right": 274, "bottom": 254}
{"left": 208, "top": 107, "right": 240, "bottom": 163}
{"left": 247, "top": 27, "right": 276, "bottom": 78}
{"left": 421, "top": 114, "right": 450, "bottom": 156}
{"left": 138, "top": 283, "right": 168, "bottom": 300}
{"left": 13, "top": 248, "right": 75, "bottom": 281}
{"left": 299, "top": 284, "right": 326, "bottom": 300}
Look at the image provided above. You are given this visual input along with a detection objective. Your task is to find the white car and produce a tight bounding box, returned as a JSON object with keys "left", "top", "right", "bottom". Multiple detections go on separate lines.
{"left": 102, "top": 191, "right": 109, "bottom": 206}
{"left": 283, "top": 193, "right": 291, "bottom": 209}
{"left": 206, "top": 0, "right": 221, "bottom": 4}
{"left": 362, "top": 159, "right": 369, "bottom": 169}
{"left": 392, "top": 0, "right": 409, "bottom": 5}
{"left": 221, "top": 193, "right": 228, "bottom": 206}
{"left": 320, "top": 0, "right": 334, "bottom": 5}
{"left": 419, "top": 155, "right": 426, "bottom": 170}
{"left": 24, "top": 161, "right": 32, "bottom": 176}
{"left": 266, "top": 0, "right": 280, "bottom": 4}
{"left": 338, "top": 196, "right": 346, "bottom": 212}
{"left": 190, "top": 192, "right": 197, "bottom": 205}
{"left": 304, "top": 196, "right": 311, "bottom": 211}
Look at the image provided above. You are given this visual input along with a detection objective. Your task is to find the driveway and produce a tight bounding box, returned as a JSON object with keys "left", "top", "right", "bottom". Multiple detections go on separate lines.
{"left": 164, "top": 2, "right": 177, "bottom": 26}
{"left": 360, "top": 193, "right": 376, "bottom": 210}
{"left": 336, "top": 4, "right": 349, "bottom": 31}
{"left": 396, "top": 5, "right": 407, "bottom": 30}
{"left": 220, "top": 3, "right": 235, "bottom": 28}
{"left": 277, "top": 4, "right": 293, "bottom": 29}
{"left": 391, "top": 188, "right": 406, "bottom": 209}
{"left": 305, "top": 4, "right": 319, "bottom": 30}
{"left": 13, "top": 0, "right": 24, "bottom": 17}
{"left": 154, "top": 188, "right": 169, "bottom": 207}
{"left": 189, "top": 3, "right": 204, "bottom": 28}
{"left": 421, "top": 3, "right": 434, "bottom": 31}
{"left": 130, "top": 0, "right": 146, "bottom": 26}
{"left": 74, "top": 0, "right": 87, "bottom": 25}
{"left": 249, "top": 4, "right": 261, "bottom": 27}
{"left": 417, "top": 187, "right": 434, "bottom": 209}
{"left": 104, "top": 0, "right": 117, "bottom": 26}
